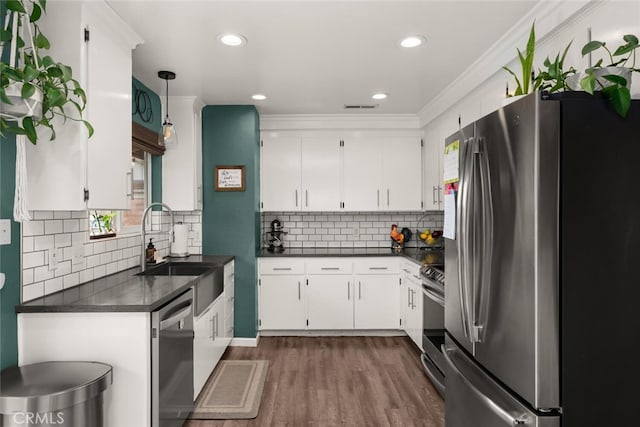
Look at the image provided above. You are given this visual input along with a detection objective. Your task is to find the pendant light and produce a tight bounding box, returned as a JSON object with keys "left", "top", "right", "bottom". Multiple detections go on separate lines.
{"left": 158, "top": 70, "right": 177, "bottom": 148}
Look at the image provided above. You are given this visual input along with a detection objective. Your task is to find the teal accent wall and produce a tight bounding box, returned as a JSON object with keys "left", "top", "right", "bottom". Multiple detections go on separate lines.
{"left": 0, "top": 134, "right": 21, "bottom": 370}
{"left": 202, "top": 106, "right": 260, "bottom": 338}
{"left": 131, "top": 77, "right": 163, "bottom": 206}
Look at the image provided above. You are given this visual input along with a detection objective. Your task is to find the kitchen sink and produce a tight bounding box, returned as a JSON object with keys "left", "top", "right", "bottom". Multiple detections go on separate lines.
{"left": 138, "top": 262, "right": 215, "bottom": 276}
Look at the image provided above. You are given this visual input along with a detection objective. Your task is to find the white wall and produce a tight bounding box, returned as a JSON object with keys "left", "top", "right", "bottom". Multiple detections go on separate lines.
{"left": 420, "top": 0, "right": 640, "bottom": 143}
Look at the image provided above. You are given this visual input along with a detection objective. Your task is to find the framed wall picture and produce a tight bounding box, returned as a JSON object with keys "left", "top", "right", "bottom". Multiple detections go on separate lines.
{"left": 215, "top": 165, "right": 246, "bottom": 191}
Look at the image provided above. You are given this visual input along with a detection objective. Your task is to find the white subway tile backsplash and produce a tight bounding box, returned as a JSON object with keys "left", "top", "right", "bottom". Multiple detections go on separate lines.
{"left": 54, "top": 211, "right": 71, "bottom": 220}
{"left": 22, "top": 282, "right": 44, "bottom": 302}
{"left": 34, "top": 235, "right": 54, "bottom": 251}
{"left": 34, "top": 265, "right": 54, "bottom": 282}
{"left": 45, "top": 220, "right": 63, "bottom": 235}
{"left": 54, "top": 233, "right": 72, "bottom": 248}
{"left": 261, "top": 210, "right": 443, "bottom": 249}
{"left": 63, "top": 219, "right": 80, "bottom": 233}
{"left": 44, "top": 277, "right": 64, "bottom": 295}
{"left": 23, "top": 221, "right": 44, "bottom": 236}
{"left": 23, "top": 251, "right": 45, "bottom": 269}
{"left": 21, "top": 209, "right": 203, "bottom": 299}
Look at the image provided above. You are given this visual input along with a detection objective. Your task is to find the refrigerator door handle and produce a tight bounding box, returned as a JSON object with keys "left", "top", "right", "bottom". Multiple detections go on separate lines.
{"left": 473, "top": 137, "right": 495, "bottom": 343}
{"left": 457, "top": 138, "right": 475, "bottom": 340}
{"left": 442, "top": 344, "right": 527, "bottom": 426}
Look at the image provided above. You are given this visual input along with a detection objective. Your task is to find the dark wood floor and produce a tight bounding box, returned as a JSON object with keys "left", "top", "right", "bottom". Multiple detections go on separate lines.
{"left": 185, "top": 336, "right": 444, "bottom": 427}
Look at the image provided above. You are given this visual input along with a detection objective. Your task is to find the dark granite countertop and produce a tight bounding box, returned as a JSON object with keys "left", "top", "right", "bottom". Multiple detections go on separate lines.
{"left": 16, "top": 255, "right": 234, "bottom": 314}
{"left": 258, "top": 247, "right": 443, "bottom": 267}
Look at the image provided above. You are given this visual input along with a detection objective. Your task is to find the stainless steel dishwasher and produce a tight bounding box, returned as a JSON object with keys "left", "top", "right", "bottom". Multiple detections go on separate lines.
{"left": 151, "top": 289, "right": 194, "bottom": 427}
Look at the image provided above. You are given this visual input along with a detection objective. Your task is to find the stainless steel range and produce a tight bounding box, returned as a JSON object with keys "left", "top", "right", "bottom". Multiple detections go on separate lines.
{"left": 420, "top": 262, "right": 445, "bottom": 397}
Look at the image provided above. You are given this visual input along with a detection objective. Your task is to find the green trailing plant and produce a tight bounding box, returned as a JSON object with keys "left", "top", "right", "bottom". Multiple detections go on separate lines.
{"left": 580, "top": 34, "right": 639, "bottom": 117}
{"left": 90, "top": 211, "right": 116, "bottom": 235}
{"left": 535, "top": 41, "right": 576, "bottom": 93}
{"left": 503, "top": 22, "right": 541, "bottom": 96}
{"left": 0, "top": 0, "right": 94, "bottom": 144}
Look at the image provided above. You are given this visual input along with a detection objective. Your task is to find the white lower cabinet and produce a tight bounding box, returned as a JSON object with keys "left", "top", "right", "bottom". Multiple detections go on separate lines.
{"left": 401, "top": 261, "right": 423, "bottom": 350}
{"left": 307, "top": 275, "right": 353, "bottom": 329}
{"left": 193, "top": 295, "right": 225, "bottom": 399}
{"left": 223, "top": 260, "right": 235, "bottom": 346}
{"left": 259, "top": 275, "right": 306, "bottom": 329}
{"left": 258, "top": 257, "right": 401, "bottom": 331}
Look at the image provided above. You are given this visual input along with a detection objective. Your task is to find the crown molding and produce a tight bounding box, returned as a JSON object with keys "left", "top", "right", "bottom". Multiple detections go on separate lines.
{"left": 417, "top": 0, "right": 600, "bottom": 127}
{"left": 260, "top": 114, "right": 421, "bottom": 130}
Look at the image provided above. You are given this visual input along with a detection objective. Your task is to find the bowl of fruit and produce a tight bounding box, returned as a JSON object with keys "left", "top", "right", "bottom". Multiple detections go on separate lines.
{"left": 419, "top": 229, "right": 443, "bottom": 247}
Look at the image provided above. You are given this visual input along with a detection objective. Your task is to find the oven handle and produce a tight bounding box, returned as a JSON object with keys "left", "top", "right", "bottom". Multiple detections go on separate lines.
{"left": 422, "top": 285, "right": 444, "bottom": 307}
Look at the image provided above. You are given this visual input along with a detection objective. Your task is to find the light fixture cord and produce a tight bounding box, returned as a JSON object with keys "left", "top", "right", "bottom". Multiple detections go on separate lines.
{"left": 164, "top": 77, "right": 169, "bottom": 122}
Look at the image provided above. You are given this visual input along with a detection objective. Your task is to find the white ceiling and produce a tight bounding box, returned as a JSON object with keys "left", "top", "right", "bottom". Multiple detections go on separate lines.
{"left": 107, "top": 0, "right": 538, "bottom": 115}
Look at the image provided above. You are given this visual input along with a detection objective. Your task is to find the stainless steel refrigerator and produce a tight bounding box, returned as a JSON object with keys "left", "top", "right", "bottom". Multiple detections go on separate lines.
{"left": 443, "top": 92, "right": 640, "bottom": 427}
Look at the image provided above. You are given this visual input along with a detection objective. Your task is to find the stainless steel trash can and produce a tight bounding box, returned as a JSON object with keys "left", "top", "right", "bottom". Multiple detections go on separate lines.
{"left": 0, "top": 361, "right": 112, "bottom": 427}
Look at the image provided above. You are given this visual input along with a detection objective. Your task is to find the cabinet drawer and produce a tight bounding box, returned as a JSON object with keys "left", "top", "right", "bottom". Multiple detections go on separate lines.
{"left": 354, "top": 258, "right": 400, "bottom": 275}
{"left": 259, "top": 260, "right": 305, "bottom": 275}
{"left": 306, "top": 259, "right": 353, "bottom": 275}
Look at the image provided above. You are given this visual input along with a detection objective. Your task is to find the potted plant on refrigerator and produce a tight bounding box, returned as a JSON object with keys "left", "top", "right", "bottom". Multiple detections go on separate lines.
{"left": 0, "top": 0, "right": 93, "bottom": 144}
{"left": 502, "top": 22, "right": 541, "bottom": 100}
{"left": 577, "top": 34, "right": 639, "bottom": 117}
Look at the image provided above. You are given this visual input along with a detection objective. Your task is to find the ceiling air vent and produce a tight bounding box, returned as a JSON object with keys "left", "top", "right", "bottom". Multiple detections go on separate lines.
{"left": 344, "top": 104, "right": 378, "bottom": 109}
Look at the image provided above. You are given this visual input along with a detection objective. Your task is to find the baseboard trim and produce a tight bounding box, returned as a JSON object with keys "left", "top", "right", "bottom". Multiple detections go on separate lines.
{"left": 259, "top": 330, "right": 406, "bottom": 337}
{"left": 230, "top": 335, "right": 260, "bottom": 347}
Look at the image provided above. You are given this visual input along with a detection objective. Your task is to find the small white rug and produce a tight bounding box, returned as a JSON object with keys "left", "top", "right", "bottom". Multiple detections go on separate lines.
{"left": 190, "top": 360, "right": 269, "bottom": 419}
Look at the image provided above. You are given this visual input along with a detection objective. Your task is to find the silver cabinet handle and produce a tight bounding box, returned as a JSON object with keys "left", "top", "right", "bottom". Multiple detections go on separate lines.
{"left": 273, "top": 267, "right": 292, "bottom": 271}
{"left": 197, "top": 184, "right": 202, "bottom": 206}
{"left": 369, "top": 267, "right": 388, "bottom": 270}
{"left": 305, "top": 189, "right": 309, "bottom": 207}
{"left": 347, "top": 281, "right": 350, "bottom": 300}
{"left": 126, "top": 170, "right": 134, "bottom": 200}
{"left": 408, "top": 288, "right": 411, "bottom": 307}
{"left": 210, "top": 315, "right": 214, "bottom": 340}
{"left": 295, "top": 189, "right": 298, "bottom": 207}
{"left": 377, "top": 189, "right": 380, "bottom": 207}
{"left": 437, "top": 185, "right": 443, "bottom": 205}
{"left": 432, "top": 185, "right": 437, "bottom": 204}
{"left": 298, "top": 281, "right": 301, "bottom": 300}
{"left": 387, "top": 189, "right": 390, "bottom": 206}
{"left": 321, "top": 267, "right": 340, "bottom": 271}
{"left": 215, "top": 313, "right": 219, "bottom": 337}
{"left": 442, "top": 345, "right": 527, "bottom": 425}
{"left": 358, "top": 281, "right": 362, "bottom": 300}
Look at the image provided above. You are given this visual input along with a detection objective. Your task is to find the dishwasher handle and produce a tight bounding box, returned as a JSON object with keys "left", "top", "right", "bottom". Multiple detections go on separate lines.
{"left": 160, "top": 301, "right": 192, "bottom": 330}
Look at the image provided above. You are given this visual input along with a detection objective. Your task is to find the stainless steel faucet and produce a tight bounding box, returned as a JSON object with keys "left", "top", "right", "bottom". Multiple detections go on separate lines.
{"left": 141, "top": 203, "right": 175, "bottom": 270}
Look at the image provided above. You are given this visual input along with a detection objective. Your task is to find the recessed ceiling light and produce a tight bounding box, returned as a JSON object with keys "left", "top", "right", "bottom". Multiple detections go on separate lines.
{"left": 400, "top": 35, "right": 426, "bottom": 48}
{"left": 372, "top": 93, "right": 388, "bottom": 100}
{"left": 217, "top": 33, "right": 247, "bottom": 47}
{"left": 252, "top": 94, "right": 267, "bottom": 101}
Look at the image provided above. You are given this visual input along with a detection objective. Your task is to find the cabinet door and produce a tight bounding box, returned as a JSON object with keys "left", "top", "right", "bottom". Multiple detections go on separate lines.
{"left": 210, "top": 297, "right": 226, "bottom": 370}
{"left": 162, "top": 97, "right": 204, "bottom": 211}
{"left": 423, "top": 130, "right": 444, "bottom": 210}
{"left": 259, "top": 275, "right": 306, "bottom": 330}
{"left": 406, "top": 281, "right": 423, "bottom": 351}
{"left": 261, "top": 137, "right": 301, "bottom": 211}
{"left": 354, "top": 275, "right": 399, "bottom": 329}
{"left": 342, "top": 137, "right": 382, "bottom": 211}
{"left": 223, "top": 261, "right": 234, "bottom": 345}
{"left": 84, "top": 3, "right": 132, "bottom": 209}
{"left": 301, "top": 137, "right": 341, "bottom": 211}
{"left": 307, "top": 275, "right": 353, "bottom": 329}
{"left": 382, "top": 136, "right": 422, "bottom": 211}
{"left": 193, "top": 304, "right": 215, "bottom": 399}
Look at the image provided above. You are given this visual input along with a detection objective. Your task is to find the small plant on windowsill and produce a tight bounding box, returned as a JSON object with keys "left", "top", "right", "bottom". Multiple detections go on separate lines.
{"left": 90, "top": 211, "right": 117, "bottom": 240}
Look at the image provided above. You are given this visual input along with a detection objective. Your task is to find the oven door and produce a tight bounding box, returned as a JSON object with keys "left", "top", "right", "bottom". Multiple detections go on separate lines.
{"left": 422, "top": 279, "right": 446, "bottom": 396}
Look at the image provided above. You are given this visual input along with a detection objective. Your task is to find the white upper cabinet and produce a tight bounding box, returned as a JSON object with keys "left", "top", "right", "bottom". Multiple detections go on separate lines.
{"left": 300, "top": 137, "right": 341, "bottom": 211}
{"left": 261, "top": 135, "right": 341, "bottom": 211}
{"left": 26, "top": 1, "right": 142, "bottom": 211}
{"left": 343, "top": 136, "right": 422, "bottom": 211}
{"left": 261, "top": 136, "right": 301, "bottom": 211}
{"left": 162, "top": 96, "right": 205, "bottom": 211}
{"left": 423, "top": 128, "right": 444, "bottom": 210}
